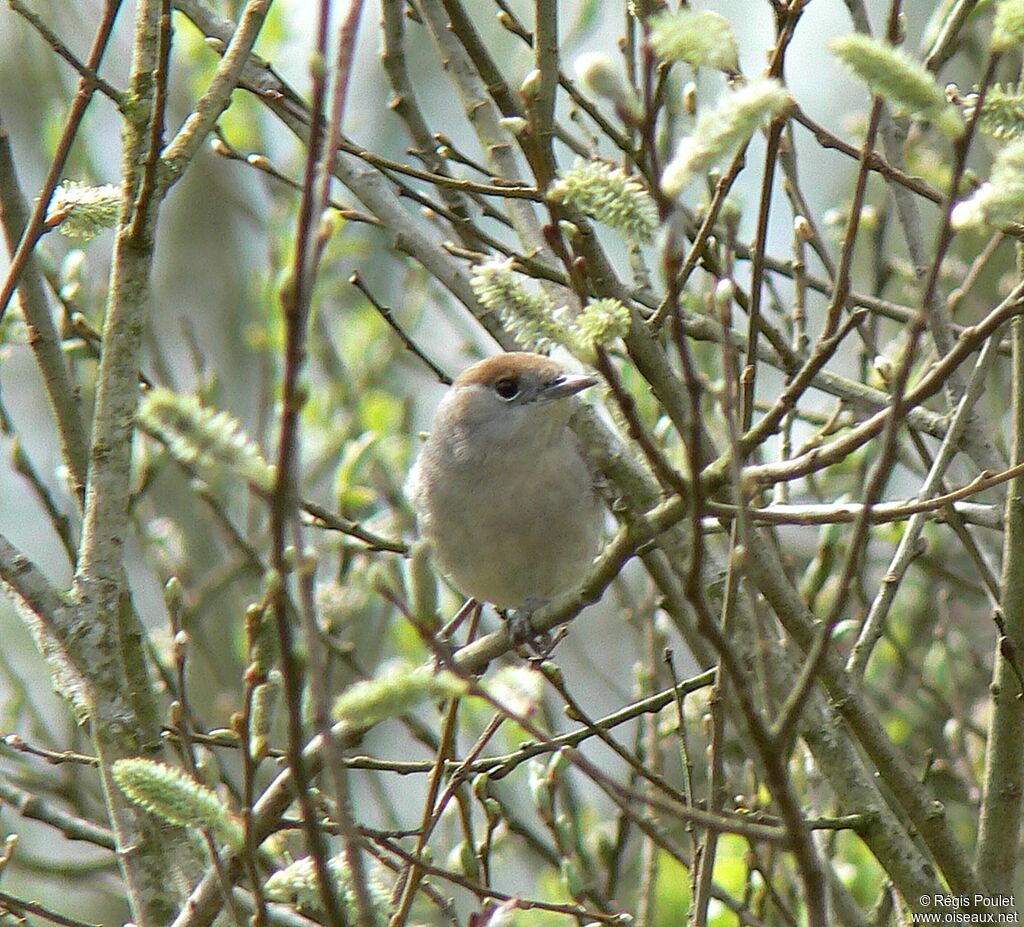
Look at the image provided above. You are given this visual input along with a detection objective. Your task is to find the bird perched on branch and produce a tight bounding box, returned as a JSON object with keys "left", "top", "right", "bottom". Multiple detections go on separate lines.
{"left": 407, "top": 352, "right": 604, "bottom": 641}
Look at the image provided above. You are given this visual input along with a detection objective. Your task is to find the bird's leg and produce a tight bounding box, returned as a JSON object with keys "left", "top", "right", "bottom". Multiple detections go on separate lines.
{"left": 526, "top": 625, "right": 568, "bottom": 663}
{"left": 503, "top": 594, "right": 555, "bottom": 655}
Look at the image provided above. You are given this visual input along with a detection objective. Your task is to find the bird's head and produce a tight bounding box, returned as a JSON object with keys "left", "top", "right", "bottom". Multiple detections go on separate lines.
{"left": 435, "top": 353, "right": 597, "bottom": 458}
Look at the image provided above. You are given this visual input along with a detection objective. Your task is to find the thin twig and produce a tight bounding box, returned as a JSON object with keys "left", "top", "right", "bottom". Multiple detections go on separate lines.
{"left": 0, "top": 0, "right": 124, "bottom": 325}
{"left": 348, "top": 272, "right": 452, "bottom": 384}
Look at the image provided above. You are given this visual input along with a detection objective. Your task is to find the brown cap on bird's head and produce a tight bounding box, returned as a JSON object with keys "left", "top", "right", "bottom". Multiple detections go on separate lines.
{"left": 454, "top": 353, "right": 597, "bottom": 403}
{"left": 455, "top": 353, "right": 566, "bottom": 387}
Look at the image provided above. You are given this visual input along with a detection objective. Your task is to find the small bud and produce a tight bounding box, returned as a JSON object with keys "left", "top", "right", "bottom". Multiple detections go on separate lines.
{"left": 309, "top": 51, "right": 326, "bottom": 82}
{"left": 547, "top": 747, "right": 570, "bottom": 782}
{"left": 194, "top": 750, "right": 220, "bottom": 791}
{"left": 298, "top": 547, "right": 318, "bottom": 578}
{"left": 250, "top": 670, "right": 282, "bottom": 760}
{"left": 164, "top": 576, "right": 184, "bottom": 611}
{"left": 554, "top": 813, "right": 574, "bottom": 851}
{"left": 457, "top": 840, "right": 479, "bottom": 878}
{"left": 714, "top": 278, "right": 735, "bottom": 315}
{"left": 9, "top": 437, "right": 26, "bottom": 473}
{"left": 499, "top": 116, "right": 529, "bottom": 135}
{"left": 539, "top": 660, "right": 564, "bottom": 688}
{"left": 557, "top": 219, "right": 579, "bottom": 240}
{"left": 409, "top": 541, "right": 440, "bottom": 632}
{"left": 560, "top": 859, "right": 584, "bottom": 898}
{"left": 528, "top": 759, "right": 554, "bottom": 821}
{"left": 683, "top": 81, "right": 698, "bottom": 115}
{"left": 483, "top": 797, "right": 501, "bottom": 820}
{"left": 206, "top": 728, "right": 238, "bottom": 743}
{"left": 247, "top": 604, "right": 277, "bottom": 676}
{"left": 894, "top": 12, "right": 907, "bottom": 45}
{"left": 574, "top": 52, "right": 641, "bottom": 121}
{"left": 278, "top": 268, "right": 297, "bottom": 306}
{"left": 831, "top": 618, "right": 860, "bottom": 644}
{"left": 62, "top": 250, "right": 86, "bottom": 283}
{"left": 951, "top": 197, "right": 985, "bottom": 230}
{"left": 873, "top": 354, "right": 894, "bottom": 384}
{"left": 318, "top": 210, "right": 336, "bottom": 241}
{"left": 520, "top": 68, "right": 543, "bottom": 99}
{"left": 948, "top": 138, "right": 1024, "bottom": 229}
{"left": 472, "top": 773, "right": 491, "bottom": 800}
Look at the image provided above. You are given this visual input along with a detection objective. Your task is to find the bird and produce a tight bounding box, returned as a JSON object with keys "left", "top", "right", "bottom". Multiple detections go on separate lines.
{"left": 407, "top": 352, "right": 604, "bottom": 640}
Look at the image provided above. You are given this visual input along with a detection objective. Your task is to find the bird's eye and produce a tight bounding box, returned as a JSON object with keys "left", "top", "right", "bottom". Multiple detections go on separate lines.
{"left": 494, "top": 378, "right": 520, "bottom": 400}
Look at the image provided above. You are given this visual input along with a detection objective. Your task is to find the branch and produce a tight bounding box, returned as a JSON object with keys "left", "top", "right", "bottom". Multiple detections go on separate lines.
{"left": 7, "top": 0, "right": 125, "bottom": 106}
{"left": 847, "top": 327, "right": 1006, "bottom": 677}
{"left": 743, "top": 529, "right": 986, "bottom": 900}
{"left": 67, "top": 1, "right": 203, "bottom": 921}
{"left": 0, "top": 0, "right": 123, "bottom": 326}
{"left": 975, "top": 267, "right": 1024, "bottom": 892}
{"left": 160, "top": 0, "right": 272, "bottom": 186}
{"left": 0, "top": 775, "right": 116, "bottom": 850}
{"left": 0, "top": 104, "right": 91, "bottom": 503}
{"left": 0, "top": 532, "right": 87, "bottom": 712}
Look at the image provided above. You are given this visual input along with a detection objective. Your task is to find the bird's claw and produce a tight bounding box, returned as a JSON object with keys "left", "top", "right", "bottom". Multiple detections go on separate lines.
{"left": 505, "top": 596, "right": 560, "bottom": 657}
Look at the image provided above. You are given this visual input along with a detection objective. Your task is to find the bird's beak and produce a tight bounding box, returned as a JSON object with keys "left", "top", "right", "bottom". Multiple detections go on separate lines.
{"left": 541, "top": 373, "right": 598, "bottom": 402}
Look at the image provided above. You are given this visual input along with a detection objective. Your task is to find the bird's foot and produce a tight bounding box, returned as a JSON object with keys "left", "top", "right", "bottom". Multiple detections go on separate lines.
{"left": 503, "top": 596, "right": 561, "bottom": 657}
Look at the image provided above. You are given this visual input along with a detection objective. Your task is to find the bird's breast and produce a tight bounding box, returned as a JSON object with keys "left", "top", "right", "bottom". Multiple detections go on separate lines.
{"left": 414, "top": 436, "right": 603, "bottom": 608}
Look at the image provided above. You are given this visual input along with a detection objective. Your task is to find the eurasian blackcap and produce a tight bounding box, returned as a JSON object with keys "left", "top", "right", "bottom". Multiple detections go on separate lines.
{"left": 407, "top": 353, "right": 603, "bottom": 628}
